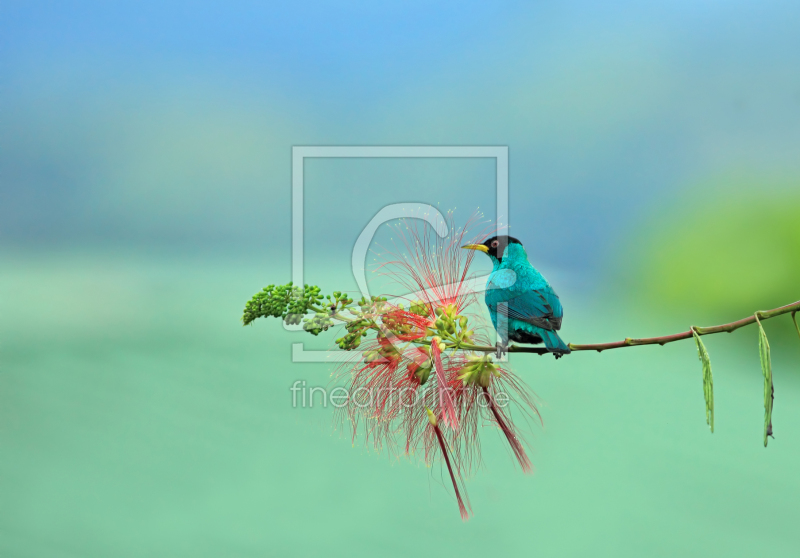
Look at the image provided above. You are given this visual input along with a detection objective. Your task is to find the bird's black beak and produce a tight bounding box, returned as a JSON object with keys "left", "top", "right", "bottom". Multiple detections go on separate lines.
{"left": 461, "top": 244, "right": 489, "bottom": 253}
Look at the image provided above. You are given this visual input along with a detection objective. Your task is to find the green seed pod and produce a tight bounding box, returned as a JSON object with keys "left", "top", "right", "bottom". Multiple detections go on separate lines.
{"left": 426, "top": 407, "right": 438, "bottom": 427}
{"left": 416, "top": 363, "right": 432, "bottom": 385}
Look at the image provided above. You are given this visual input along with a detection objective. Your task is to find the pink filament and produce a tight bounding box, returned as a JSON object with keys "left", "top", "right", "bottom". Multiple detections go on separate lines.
{"left": 431, "top": 341, "right": 459, "bottom": 430}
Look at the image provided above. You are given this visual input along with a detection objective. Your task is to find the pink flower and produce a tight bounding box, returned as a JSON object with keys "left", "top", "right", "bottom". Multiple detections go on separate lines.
{"left": 334, "top": 211, "right": 540, "bottom": 519}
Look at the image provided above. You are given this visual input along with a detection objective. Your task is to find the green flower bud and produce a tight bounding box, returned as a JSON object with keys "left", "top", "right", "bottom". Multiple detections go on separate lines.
{"left": 426, "top": 407, "right": 438, "bottom": 427}
{"left": 413, "top": 360, "right": 433, "bottom": 385}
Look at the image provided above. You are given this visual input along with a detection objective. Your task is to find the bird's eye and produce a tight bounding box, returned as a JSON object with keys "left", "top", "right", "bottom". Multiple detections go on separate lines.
{"left": 490, "top": 240, "right": 499, "bottom": 248}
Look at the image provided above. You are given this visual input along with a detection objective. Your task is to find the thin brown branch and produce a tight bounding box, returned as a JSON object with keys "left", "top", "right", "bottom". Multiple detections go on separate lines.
{"left": 570, "top": 300, "right": 800, "bottom": 353}
{"left": 319, "top": 297, "right": 800, "bottom": 356}
{"left": 461, "top": 300, "right": 800, "bottom": 355}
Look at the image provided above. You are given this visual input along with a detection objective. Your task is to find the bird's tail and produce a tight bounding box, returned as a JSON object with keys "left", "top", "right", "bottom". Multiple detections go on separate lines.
{"left": 540, "top": 329, "right": 571, "bottom": 358}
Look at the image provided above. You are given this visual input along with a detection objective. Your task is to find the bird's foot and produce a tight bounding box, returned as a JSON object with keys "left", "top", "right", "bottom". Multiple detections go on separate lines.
{"left": 495, "top": 342, "right": 508, "bottom": 359}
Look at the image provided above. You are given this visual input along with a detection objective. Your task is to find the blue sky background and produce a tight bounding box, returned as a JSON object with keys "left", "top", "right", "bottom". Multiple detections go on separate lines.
{"left": 3, "top": 1, "right": 799, "bottom": 271}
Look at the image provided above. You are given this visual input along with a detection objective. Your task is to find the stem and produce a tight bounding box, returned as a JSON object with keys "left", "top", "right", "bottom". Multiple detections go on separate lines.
{"left": 432, "top": 423, "right": 469, "bottom": 521}
{"left": 569, "top": 300, "right": 800, "bottom": 353}
{"left": 317, "top": 298, "right": 800, "bottom": 356}
{"left": 449, "top": 300, "right": 800, "bottom": 355}
{"left": 308, "top": 304, "right": 355, "bottom": 324}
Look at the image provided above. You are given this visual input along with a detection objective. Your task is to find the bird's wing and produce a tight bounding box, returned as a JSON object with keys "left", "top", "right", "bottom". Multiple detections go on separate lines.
{"left": 485, "top": 268, "right": 518, "bottom": 291}
{"left": 486, "top": 269, "right": 563, "bottom": 331}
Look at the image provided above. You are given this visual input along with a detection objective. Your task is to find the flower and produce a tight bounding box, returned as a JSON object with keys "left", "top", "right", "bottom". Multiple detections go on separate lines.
{"left": 333, "top": 211, "right": 540, "bottom": 520}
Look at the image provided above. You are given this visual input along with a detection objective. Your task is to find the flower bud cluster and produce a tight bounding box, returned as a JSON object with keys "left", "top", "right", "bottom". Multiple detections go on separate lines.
{"left": 431, "top": 304, "right": 474, "bottom": 347}
{"left": 242, "top": 282, "right": 325, "bottom": 326}
{"left": 335, "top": 296, "right": 388, "bottom": 350}
{"left": 361, "top": 336, "right": 402, "bottom": 367}
{"left": 458, "top": 354, "right": 500, "bottom": 388}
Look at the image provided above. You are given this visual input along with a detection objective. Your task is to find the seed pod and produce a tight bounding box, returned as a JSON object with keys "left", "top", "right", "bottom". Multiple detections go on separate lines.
{"left": 426, "top": 407, "right": 438, "bottom": 427}
{"left": 477, "top": 367, "right": 491, "bottom": 388}
{"left": 415, "top": 363, "right": 432, "bottom": 385}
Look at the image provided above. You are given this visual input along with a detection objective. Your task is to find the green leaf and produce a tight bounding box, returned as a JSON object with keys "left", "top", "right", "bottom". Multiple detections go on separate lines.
{"left": 755, "top": 315, "right": 774, "bottom": 447}
{"left": 692, "top": 328, "right": 714, "bottom": 433}
{"left": 792, "top": 311, "right": 800, "bottom": 343}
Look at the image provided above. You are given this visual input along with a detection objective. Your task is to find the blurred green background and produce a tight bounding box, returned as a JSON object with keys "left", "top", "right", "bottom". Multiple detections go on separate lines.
{"left": 2, "top": 2, "right": 800, "bottom": 556}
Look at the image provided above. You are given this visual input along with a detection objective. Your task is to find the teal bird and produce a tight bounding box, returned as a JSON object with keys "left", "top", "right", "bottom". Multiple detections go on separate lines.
{"left": 462, "top": 236, "right": 570, "bottom": 358}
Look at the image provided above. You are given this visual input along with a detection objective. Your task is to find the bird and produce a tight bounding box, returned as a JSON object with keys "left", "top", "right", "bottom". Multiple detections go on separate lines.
{"left": 462, "top": 235, "right": 570, "bottom": 359}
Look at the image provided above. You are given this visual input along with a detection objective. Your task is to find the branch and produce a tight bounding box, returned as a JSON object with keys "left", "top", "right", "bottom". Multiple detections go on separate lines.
{"left": 463, "top": 300, "right": 800, "bottom": 355}
{"left": 570, "top": 300, "right": 800, "bottom": 353}
{"left": 243, "top": 283, "right": 799, "bottom": 444}
{"left": 243, "top": 282, "right": 799, "bottom": 357}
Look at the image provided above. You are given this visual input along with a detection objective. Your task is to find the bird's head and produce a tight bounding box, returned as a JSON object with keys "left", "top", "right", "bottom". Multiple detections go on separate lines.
{"left": 461, "top": 235, "right": 523, "bottom": 263}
